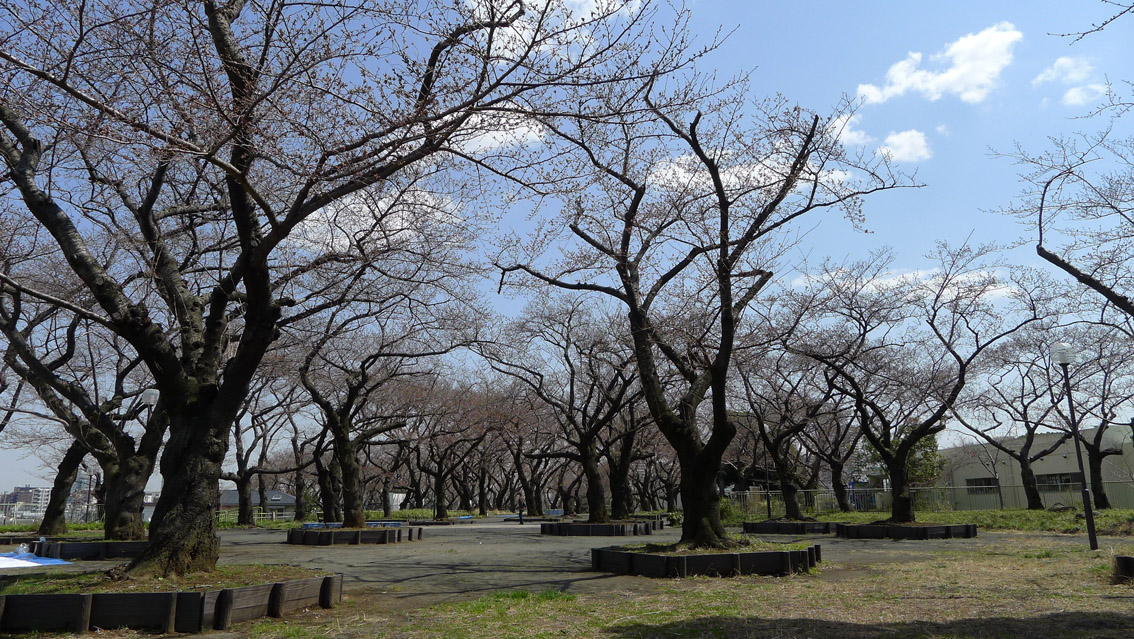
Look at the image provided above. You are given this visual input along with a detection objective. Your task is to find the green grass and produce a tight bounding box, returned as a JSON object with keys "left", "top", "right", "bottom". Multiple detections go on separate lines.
{"left": 813, "top": 508, "right": 1134, "bottom": 535}
{"left": 0, "top": 522, "right": 107, "bottom": 535}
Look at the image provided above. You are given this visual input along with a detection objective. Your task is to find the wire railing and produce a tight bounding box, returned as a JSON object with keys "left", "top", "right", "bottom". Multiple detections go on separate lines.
{"left": 728, "top": 481, "right": 1134, "bottom": 517}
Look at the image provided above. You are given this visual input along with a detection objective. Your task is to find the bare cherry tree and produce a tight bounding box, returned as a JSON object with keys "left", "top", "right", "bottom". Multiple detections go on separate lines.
{"left": 1, "top": 0, "right": 674, "bottom": 573}
{"left": 500, "top": 77, "right": 901, "bottom": 545}
{"left": 950, "top": 326, "right": 1070, "bottom": 509}
{"left": 794, "top": 245, "right": 1042, "bottom": 522}
{"left": 480, "top": 295, "right": 639, "bottom": 523}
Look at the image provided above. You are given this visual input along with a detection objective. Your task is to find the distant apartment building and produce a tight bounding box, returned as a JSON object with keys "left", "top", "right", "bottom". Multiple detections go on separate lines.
{"left": 10, "top": 485, "right": 52, "bottom": 511}
{"left": 939, "top": 427, "right": 1134, "bottom": 510}
{"left": 0, "top": 485, "right": 52, "bottom": 523}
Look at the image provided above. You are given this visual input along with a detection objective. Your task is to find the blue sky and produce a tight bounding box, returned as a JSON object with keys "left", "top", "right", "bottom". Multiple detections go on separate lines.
{"left": 3, "top": 1, "right": 1133, "bottom": 490}
{"left": 673, "top": 0, "right": 1134, "bottom": 272}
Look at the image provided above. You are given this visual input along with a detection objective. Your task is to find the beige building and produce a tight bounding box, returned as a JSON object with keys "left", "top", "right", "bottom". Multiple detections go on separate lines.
{"left": 939, "top": 427, "right": 1134, "bottom": 510}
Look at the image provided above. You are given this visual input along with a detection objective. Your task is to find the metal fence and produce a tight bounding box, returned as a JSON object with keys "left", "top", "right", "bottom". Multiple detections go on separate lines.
{"left": 728, "top": 481, "right": 1134, "bottom": 517}
{"left": 215, "top": 508, "right": 306, "bottom": 524}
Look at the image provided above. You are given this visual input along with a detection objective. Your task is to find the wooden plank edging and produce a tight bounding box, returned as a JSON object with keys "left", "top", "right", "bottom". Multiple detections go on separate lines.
{"left": 0, "top": 573, "right": 344, "bottom": 634}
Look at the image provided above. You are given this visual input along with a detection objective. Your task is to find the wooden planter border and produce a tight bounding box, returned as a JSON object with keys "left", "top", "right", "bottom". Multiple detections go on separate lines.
{"left": 591, "top": 544, "right": 821, "bottom": 578}
{"left": 285, "top": 527, "right": 423, "bottom": 545}
{"left": 30, "top": 540, "right": 148, "bottom": 560}
{"left": 0, "top": 573, "right": 343, "bottom": 634}
{"left": 742, "top": 521, "right": 837, "bottom": 535}
{"left": 1116, "top": 556, "right": 1134, "bottom": 583}
{"left": 834, "top": 523, "right": 977, "bottom": 540}
{"left": 540, "top": 522, "right": 654, "bottom": 536}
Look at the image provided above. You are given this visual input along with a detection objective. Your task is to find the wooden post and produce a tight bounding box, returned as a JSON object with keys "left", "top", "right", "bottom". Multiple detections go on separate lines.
{"left": 161, "top": 592, "right": 178, "bottom": 634}
{"left": 214, "top": 589, "right": 234, "bottom": 630}
{"left": 268, "top": 583, "right": 286, "bottom": 618}
{"left": 72, "top": 594, "right": 92, "bottom": 633}
{"left": 318, "top": 576, "right": 336, "bottom": 609}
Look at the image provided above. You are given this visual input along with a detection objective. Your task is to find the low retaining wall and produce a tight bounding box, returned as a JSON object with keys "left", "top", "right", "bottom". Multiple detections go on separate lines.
{"left": 591, "top": 544, "right": 820, "bottom": 578}
{"left": 540, "top": 522, "right": 654, "bottom": 536}
{"left": 0, "top": 573, "right": 342, "bottom": 634}
{"left": 285, "top": 527, "right": 423, "bottom": 545}
{"left": 743, "top": 521, "right": 837, "bottom": 535}
{"left": 834, "top": 523, "right": 977, "bottom": 540}
{"left": 30, "top": 540, "right": 147, "bottom": 560}
{"left": 1116, "top": 556, "right": 1134, "bottom": 583}
{"left": 628, "top": 516, "right": 667, "bottom": 530}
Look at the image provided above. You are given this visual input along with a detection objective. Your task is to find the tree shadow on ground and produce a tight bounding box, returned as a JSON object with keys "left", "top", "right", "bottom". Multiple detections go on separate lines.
{"left": 605, "top": 611, "right": 1134, "bottom": 639}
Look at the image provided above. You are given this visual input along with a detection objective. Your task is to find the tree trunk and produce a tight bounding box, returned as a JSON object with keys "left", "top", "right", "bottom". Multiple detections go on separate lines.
{"left": 677, "top": 451, "right": 726, "bottom": 545}
{"left": 129, "top": 416, "right": 228, "bottom": 576}
{"left": 1087, "top": 448, "right": 1111, "bottom": 509}
{"left": 333, "top": 433, "right": 365, "bottom": 527}
{"left": 888, "top": 463, "right": 914, "bottom": 523}
{"left": 830, "top": 462, "right": 851, "bottom": 513}
{"left": 293, "top": 472, "right": 308, "bottom": 521}
{"left": 1019, "top": 460, "right": 1045, "bottom": 510}
{"left": 382, "top": 476, "right": 393, "bottom": 518}
{"left": 257, "top": 475, "right": 269, "bottom": 522}
{"left": 39, "top": 441, "right": 87, "bottom": 536}
{"left": 607, "top": 433, "right": 636, "bottom": 520}
{"left": 776, "top": 462, "right": 804, "bottom": 520}
{"left": 102, "top": 454, "right": 152, "bottom": 540}
{"left": 582, "top": 451, "right": 609, "bottom": 523}
{"left": 235, "top": 475, "right": 253, "bottom": 525}
{"left": 477, "top": 466, "right": 488, "bottom": 516}
{"left": 433, "top": 467, "right": 448, "bottom": 520}
{"left": 665, "top": 483, "right": 679, "bottom": 512}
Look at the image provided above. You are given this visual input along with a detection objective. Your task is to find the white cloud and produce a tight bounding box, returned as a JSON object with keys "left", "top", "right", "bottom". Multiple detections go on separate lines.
{"left": 879, "top": 130, "right": 932, "bottom": 162}
{"left": 1032, "top": 56, "right": 1093, "bottom": 86}
{"left": 1062, "top": 83, "right": 1107, "bottom": 106}
{"left": 454, "top": 110, "right": 544, "bottom": 154}
{"left": 857, "top": 22, "right": 1022, "bottom": 104}
{"left": 935, "top": 124, "right": 950, "bottom": 136}
{"left": 829, "top": 114, "right": 874, "bottom": 146}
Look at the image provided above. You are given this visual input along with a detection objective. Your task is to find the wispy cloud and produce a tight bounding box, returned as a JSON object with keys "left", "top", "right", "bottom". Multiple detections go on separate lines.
{"left": 1062, "top": 83, "right": 1107, "bottom": 106}
{"left": 879, "top": 130, "right": 932, "bottom": 162}
{"left": 857, "top": 22, "right": 1022, "bottom": 104}
{"left": 1032, "top": 56, "right": 1093, "bottom": 86}
{"left": 828, "top": 114, "right": 874, "bottom": 146}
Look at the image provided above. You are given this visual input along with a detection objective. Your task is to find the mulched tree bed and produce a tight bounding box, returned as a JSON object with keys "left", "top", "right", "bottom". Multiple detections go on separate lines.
{"left": 742, "top": 521, "right": 838, "bottom": 535}
{"left": 591, "top": 544, "right": 820, "bottom": 578}
{"left": 540, "top": 521, "right": 655, "bottom": 536}
{"left": 1116, "top": 556, "right": 1134, "bottom": 583}
{"left": 834, "top": 523, "right": 978, "bottom": 540}
{"left": 0, "top": 573, "right": 343, "bottom": 634}
{"left": 285, "top": 527, "right": 423, "bottom": 545}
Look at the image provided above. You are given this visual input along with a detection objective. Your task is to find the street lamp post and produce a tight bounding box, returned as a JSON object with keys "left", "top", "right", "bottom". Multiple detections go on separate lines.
{"left": 1050, "top": 343, "right": 1099, "bottom": 551}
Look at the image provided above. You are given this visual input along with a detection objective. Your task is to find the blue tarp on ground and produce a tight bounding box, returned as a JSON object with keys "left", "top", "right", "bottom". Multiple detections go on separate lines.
{"left": 0, "top": 552, "right": 72, "bottom": 568}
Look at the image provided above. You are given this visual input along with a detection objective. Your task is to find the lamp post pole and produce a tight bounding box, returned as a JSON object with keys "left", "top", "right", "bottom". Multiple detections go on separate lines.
{"left": 1052, "top": 343, "right": 1098, "bottom": 551}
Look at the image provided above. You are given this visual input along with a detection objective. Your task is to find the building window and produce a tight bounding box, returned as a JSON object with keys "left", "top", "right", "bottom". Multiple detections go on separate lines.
{"left": 1036, "top": 472, "right": 1083, "bottom": 492}
{"left": 965, "top": 477, "right": 999, "bottom": 495}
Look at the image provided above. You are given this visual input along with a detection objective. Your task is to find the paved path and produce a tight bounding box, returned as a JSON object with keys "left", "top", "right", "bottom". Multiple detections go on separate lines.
{"left": 219, "top": 520, "right": 681, "bottom": 610}
{"left": 215, "top": 518, "right": 1112, "bottom": 611}
{"left": 18, "top": 518, "right": 1113, "bottom": 613}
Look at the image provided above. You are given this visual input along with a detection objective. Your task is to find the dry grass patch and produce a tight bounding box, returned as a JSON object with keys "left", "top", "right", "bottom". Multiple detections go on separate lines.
{"left": 247, "top": 534, "right": 1134, "bottom": 639}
